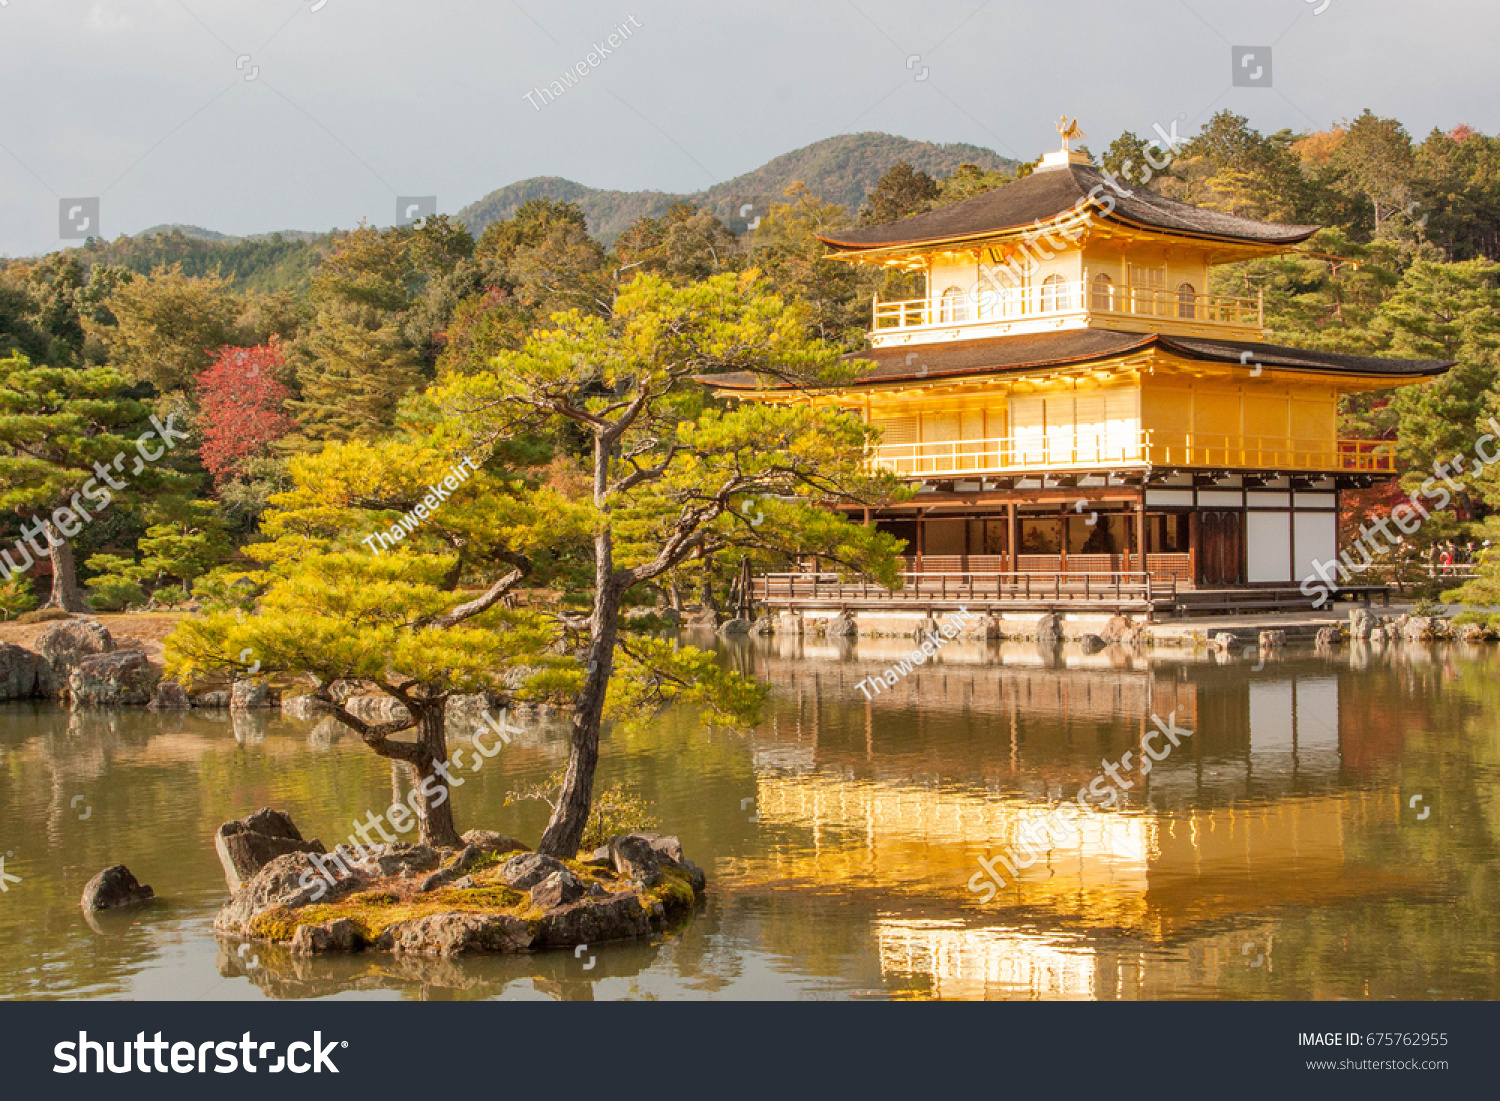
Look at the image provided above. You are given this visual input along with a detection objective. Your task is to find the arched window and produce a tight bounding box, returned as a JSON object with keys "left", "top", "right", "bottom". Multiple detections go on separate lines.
{"left": 1040, "top": 274, "right": 1071, "bottom": 313}
{"left": 1091, "top": 273, "right": 1114, "bottom": 312}
{"left": 939, "top": 286, "right": 969, "bottom": 324}
{"left": 1176, "top": 282, "right": 1197, "bottom": 319}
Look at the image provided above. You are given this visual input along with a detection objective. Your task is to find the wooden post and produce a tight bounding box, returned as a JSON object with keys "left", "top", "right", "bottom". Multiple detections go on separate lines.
{"left": 1135, "top": 489, "right": 1147, "bottom": 580}
{"left": 1007, "top": 502, "right": 1018, "bottom": 573}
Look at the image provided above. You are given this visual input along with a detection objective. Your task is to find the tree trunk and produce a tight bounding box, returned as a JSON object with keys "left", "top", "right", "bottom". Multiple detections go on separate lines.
{"left": 538, "top": 424, "right": 623, "bottom": 858}
{"left": 538, "top": 576, "right": 621, "bottom": 857}
{"left": 41, "top": 527, "right": 88, "bottom": 612}
{"left": 410, "top": 704, "right": 463, "bottom": 848}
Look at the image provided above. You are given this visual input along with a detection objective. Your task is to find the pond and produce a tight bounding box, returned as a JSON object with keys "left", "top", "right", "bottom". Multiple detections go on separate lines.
{"left": 1, "top": 634, "right": 1496, "bottom": 1000}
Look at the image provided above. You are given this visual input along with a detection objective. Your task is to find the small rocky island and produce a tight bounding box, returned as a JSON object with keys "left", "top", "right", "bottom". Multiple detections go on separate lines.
{"left": 212, "top": 809, "right": 706, "bottom": 957}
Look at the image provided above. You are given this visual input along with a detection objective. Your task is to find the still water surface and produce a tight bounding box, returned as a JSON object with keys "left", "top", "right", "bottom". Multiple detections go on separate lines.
{"left": 1, "top": 635, "right": 1496, "bottom": 1000}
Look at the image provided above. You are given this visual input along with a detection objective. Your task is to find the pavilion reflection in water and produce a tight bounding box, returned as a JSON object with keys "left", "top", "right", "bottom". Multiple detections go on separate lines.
{"left": 727, "top": 638, "right": 1428, "bottom": 998}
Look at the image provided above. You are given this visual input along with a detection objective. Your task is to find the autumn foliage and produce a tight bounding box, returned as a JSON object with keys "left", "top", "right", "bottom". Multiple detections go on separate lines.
{"left": 196, "top": 340, "right": 293, "bottom": 482}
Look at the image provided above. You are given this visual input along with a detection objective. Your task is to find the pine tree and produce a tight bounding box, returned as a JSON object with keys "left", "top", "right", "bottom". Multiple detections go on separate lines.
{"left": 0, "top": 357, "right": 186, "bottom": 610}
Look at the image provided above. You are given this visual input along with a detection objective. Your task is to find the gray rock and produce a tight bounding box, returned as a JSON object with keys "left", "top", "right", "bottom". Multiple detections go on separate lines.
{"left": 459, "top": 829, "right": 529, "bottom": 855}
{"left": 496, "top": 851, "right": 570, "bottom": 890}
{"left": 1100, "top": 615, "right": 1133, "bottom": 644}
{"left": 532, "top": 891, "right": 657, "bottom": 947}
{"left": 1077, "top": 634, "right": 1106, "bottom": 654}
{"left": 290, "top": 917, "right": 365, "bottom": 955}
{"left": 340, "top": 843, "right": 440, "bottom": 879}
{"left": 1211, "top": 632, "right": 1238, "bottom": 653}
{"left": 326, "top": 679, "right": 363, "bottom": 703}
{"left": 603, "top": 833, "right": 665, "bottom": 886}
{"left": 1403, "top": 616, "right": 1435, "bottom": 642}
{"left": 1034, "top": 613, "right": 1061, "bottom": 642}
{"left": 591, "top": 832, "right": 706, "bottom": 893}
{"left": 215, "top": 851, "right": 364, "bottom": 936}
{"left": 718, "top": 617, "right": 752, "bottom": 636}
{"left": 376, "top": 913, "right": 533, "bottom": 956}
{"left": 230, "top": 679, "right": 279, "bottom": 710}
{"left": 1349, "top": 607, "right": 1374, "bottom": 640}
{"left": 37, "top": 619, "right": 114, "bottom": 696}
{"left": 0, "top": 642, "right": 41, "bottom": 701}
{"left": 1315, "top": 625, "right": 1341, "bottom": 647}
{"left": 444, "top": 691, "right": 504, "bottom": 730}
{"left": 1455, "top": 622, "right": 1489, "bottom": 643}
{"left": 215, "top": 808, "right": 326, "bottom": 894}
{"left": 631, "top": 832, "right": 707, "bottom": 894}
{"left": 686, "top": 609, "right": 719, "bottom": 629}
{"left": 776, "top": 613, "right": 803, "bottom": 636}
{"left": 530, "top": 868, "right": 587, "bottom": 910}
{"left": 825, "top": 610, "right": 858, "bottom": 638}
{"left": 36, "top": 621, "right": 112, "bottom": 663}
{"left": 281, "top": 694, "right": 322, "bottom": 720}
{"left": 1259, "top": 629, "right": 1286, "bottom": 650}
{"left": 193, "top": 689, "right": 231, "bottom": 708}
{"left": 150, "top": 680, "right": 191, "bottom": 710}
{"left": 81, "top": 864, "right": 155, "bottom": 912}
{"left": 68, "top": 651, "right": 161, "bottom": 706}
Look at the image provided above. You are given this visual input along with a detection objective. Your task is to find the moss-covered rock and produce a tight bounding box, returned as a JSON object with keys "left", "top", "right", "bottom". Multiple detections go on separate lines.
{"left": 216, "top": 829, "right": 706, "bottom": 959}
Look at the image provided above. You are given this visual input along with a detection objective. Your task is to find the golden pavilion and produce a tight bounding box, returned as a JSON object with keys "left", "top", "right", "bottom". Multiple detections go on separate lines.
{"left": 720, "top": 121, "right": 1453, "bottom": 615}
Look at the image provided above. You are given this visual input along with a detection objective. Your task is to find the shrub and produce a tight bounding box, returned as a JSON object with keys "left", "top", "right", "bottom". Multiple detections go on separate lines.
{"left": 87, "top": 576, "right": 148, "bottom": 612}
{"left": 506, "top": 768, "right": 659, "bottom": 854}
{"left": 192, "top": 568, "right": 264, "bottom": 613}
{"left": 84, "top": 553, "right": 152, "bottom": 612}
{"left": 0, "top": 577, "right": 39, "bottom": 620}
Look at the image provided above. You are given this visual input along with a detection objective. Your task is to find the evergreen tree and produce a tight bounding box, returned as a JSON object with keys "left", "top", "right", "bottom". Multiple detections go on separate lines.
{"left": 1377, "top": 260, "right": 1500, "bottom": 511}
{"left": 859, "top": 160, "right": 940, "bottom": 225}
{"left": 0, "top": 357, "right": 186, "bottom": 610}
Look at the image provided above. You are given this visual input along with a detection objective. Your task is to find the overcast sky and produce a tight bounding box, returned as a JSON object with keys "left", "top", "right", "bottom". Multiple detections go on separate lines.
{"left": 1, "top": 0, "right": 1495, "bottom": 256}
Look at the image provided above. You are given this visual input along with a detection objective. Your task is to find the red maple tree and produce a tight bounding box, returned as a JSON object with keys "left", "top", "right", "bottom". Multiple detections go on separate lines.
{"left": 195, "top": 339, "right": 293, "bottom": 483}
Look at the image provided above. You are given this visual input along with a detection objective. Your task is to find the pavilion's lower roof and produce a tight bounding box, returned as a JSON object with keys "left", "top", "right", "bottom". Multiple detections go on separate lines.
{"left": 709, "top": 330, "right": 1454, "bottom": 391}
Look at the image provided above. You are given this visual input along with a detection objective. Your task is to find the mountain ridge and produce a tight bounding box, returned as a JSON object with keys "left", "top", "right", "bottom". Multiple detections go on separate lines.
{"left": 454, "top": 132, "right": 1015, "bottom": 242}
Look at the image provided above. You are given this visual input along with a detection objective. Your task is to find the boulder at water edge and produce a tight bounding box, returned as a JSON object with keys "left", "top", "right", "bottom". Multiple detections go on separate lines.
{"left": 68, "top": 651, "right": 161, "bottom": 706}
{"left": 215, "top": 808, "right": 327, "bottom": 894}
{"left": 81, "top": 864, "right": 155, "bottom": 912}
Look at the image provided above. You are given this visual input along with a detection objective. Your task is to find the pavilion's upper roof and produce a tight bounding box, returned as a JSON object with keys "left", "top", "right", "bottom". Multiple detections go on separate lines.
{"left": 710, "top": 330, "right": 1453, "bottom": 391}
{"left": 817, "top": 163, "right": 1322, "bottom": 252}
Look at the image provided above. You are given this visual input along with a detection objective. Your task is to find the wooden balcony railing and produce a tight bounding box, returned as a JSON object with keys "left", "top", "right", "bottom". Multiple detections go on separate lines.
{"left": 1150, "top": 435, "right": 1396, "bottom": 473}
{"left": 755, "top": 570, "right": 1178, "bottom": 609}
{"left": 872, "top": 281, "right": 1263, "bottom": 334}
{"left": 872, "top": 430, "right": 1150, "bottom": 476}
{"left": 870, "top": 431, "right": 1395, "bottom": 476}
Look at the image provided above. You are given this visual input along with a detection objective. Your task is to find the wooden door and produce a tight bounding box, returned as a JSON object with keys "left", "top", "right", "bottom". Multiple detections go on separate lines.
{"left": 1197, "top": 510, "right": 1244, "bottom": 586}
